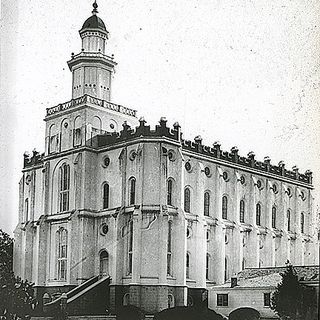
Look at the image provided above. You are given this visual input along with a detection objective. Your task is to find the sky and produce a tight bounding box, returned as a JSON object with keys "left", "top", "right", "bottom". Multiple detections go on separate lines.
{"left": 0, "top": 0, "right": 319, "bottom": 235}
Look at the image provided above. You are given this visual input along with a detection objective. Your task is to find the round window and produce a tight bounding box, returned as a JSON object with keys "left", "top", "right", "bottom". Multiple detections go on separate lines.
{"left": 168, "top": 150, "right": 176, "bottom": 161}
{"left": 185, "top": 162, "right": 192, "bottom": 172}
{"left": 129, "top": 150, "right": 137, "bottom": 161}
{"left": 204, "top": 167, "right": 211, "bottom": 177}
{"left": 223, "top": 171, "right": 229, "bottom": 181}
{"left": 257, "top": 180, "right": 262, "bottom": 189}
{"left": 110, "top": 123, "right": 115, "bottom": 129}
{"left": 272, "top": 183, "right": 278, "bottom": 194}
{"left": 287, "top": 187, "right": 292, "bottom": 197}
{"left": 25, "top": 175, "right": 31, "bottom": 185}
{"left": 240, "top": 175, "right": 245, "bottom": 185}
{"left": 100, "top": 223, "right": 109, "bottom": 236}
{"left": 103, "top": 156, "right": 110, "bottom": 167}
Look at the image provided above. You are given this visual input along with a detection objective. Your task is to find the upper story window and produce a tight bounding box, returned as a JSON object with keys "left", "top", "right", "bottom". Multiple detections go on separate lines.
{"left": 167, "top": 221, "right": 172, "bottom": 276}
{"left": 24, "top": 198, "right": 29, "bottom": 222}
{"left": 103, "top": 183, "right": 109, "bottom": 209}
{"left": 206, "top": 253, "right": 210, "bottom": 280}
{"left": 167, "top": 179, "right": 173, "bottom": 206}
{"left": 56, "top": 227, "right": 68, "bottom": 281}
{"left": 217, "top": 294, "right": 228, "bottom": 307}
{"left": 256, "top": 203, "right": 262, "bottom": 226}
{"left": 59, "top": 163, "right": 70, "bottom": 212}
{"left": 239, "top": 199, "right": 245, "bottom": 223}
{"left": 222, "top": 196, "right": 228, "bottom": 219}
{"left": 287, "top": 210, "right": 291, "bottom": 232}
{"left": 129, "top": 177, "right": 136, "bottom": 205}
{"left": 272, "top": 206, "right": 277, "bottom": 229}
{"left": 186, "top": 252, "right": 190, "bottom": 279}
{"left": 204, "top": 192, "right": 210, "bottom": 216}
{"left": 301, "top": 212, "right": 304, "bottom": 234}
{"left": 184, "top": 187, "right": 191, "bottom": 213}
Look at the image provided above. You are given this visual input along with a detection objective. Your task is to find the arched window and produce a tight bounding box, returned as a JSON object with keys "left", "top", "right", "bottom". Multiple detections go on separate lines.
{"left": 204, "top": 192, "right": 210, "bottom": 216}
{"left": 99, "top": 250, "right": 109, "bottom": 276}
{"left": 222, "top": 196, "right": 228, "bottom": 219}
{"left": 184, "top": 188, "right": 191, "bottom": 213}
{"left": 256, "top": 203, "right": 261, "bottom": 226}
{"left": 123, "top": 293, "right": 130, "bottom": 306}
{"left": 167, "top": 221, "right": 172, "bottom": 276}
{"left": 167, "top": 179, "right": 173, "bottom": 206}
{"left": 128, "top": 220, "right": 133, "bottom": 274}
{"left": 56, "top": 228, "right": 68, "bottom": 280}
{"left": 168, "top": 294, "right": 175, "bottom": 308}
{"left": 129, "top": 177, "right": 136, "bottom": 205}
{"left": 242, "top": 258, "right": 245, "bottom": 270}
{"left": 224, "top": 257, "right": 228, "bottom": 281}
{"left": 186, "top": 252, "right": 190, "bottom": 278}
{"left": 301, "top": 213, "right": 304, "bottom": 234}
{"left": 272, "top": 206, "right": 276, "bottom": 229}
{"left": 59, "top": 163, "right": 70, "bottom": 212}
{"left": 24, "top": 198, "right": 29, "bottom": 222}
{"left": 239, "top": 199, "right": 245, "bottom": 223}
{"left": 287, "top": 210, "right": 291, "bottom": 232}
{"left": 103, "top": 183, "right": 109, "bottom": 209}
{"left": 206, "top": 253, "right": 210, "bottom": 280}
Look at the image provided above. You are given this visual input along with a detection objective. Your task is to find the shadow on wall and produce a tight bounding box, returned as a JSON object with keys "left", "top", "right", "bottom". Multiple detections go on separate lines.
{"left": 229, "top": 307, "right": 260, "bottom": 320}
{"left": 116, "top": 305, "right": 145, "bottom": 320}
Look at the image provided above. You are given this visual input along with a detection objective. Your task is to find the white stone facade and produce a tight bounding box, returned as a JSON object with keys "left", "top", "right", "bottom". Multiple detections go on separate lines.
{"left": 13, "top": 4, "right": 318, "bottom": 316}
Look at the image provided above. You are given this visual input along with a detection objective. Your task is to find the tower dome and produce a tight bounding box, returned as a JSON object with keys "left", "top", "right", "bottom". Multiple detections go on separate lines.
{"left": 80, "top": 1, "right": 108, "bottom": 36}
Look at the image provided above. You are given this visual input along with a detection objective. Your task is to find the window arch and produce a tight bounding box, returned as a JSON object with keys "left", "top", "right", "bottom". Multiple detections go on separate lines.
{"left": 272, "top": 206, "right": 277, "bottom": 229}
{"left": 56, "top": 228, "right": 68, "bottom": 280}
{"left": 301, "top": 213, "right": 304, "bottom": 234}
{"left": 167, "top": 179, "right": 173, "bottom": 206}
{"left": 128, "top": 220, "right": 133, "bottom": 274}
{"left": 129, "top": 177, "right": 136, "bottom": 205}
{"left": 204, "top": 191, "right": 210, "bottom": 216}
{"left": 99, "top": 250, "right": 109, "bottom": 276}
{"left": 123, "top": 293, "right": 130, "bottom": 306}
{"left": 239, "top": 199, "right": 245, "bottom": 223}
{"left": 186, "top": 252, "right": 190, "bottom": 278}
{"left": 222, "top": 195, "right": 228, "bottom": 219}
{"left": 184, "top": 187, "right": 191, "bottom": 213}
{"left": 167, "top": 221, "right": 172, "bottom": 276}
{"left": 102, "top": 183, "right": 109, "bottom": 209}
{"left": 206, "top": 253, "right": 210, "bottom": 280}
{"left": 168, "top": 294, "right": 175, "bottom": 308}
{"left": 287, "top": 210, "right": 291, "bottom": 232}
{"left": 256, "top": 203, "right": 262, "bottom": 226}
{"left": 24, "top": 198, "right": 29, "bottom": 222}
{"left": 59, "top": 163, "right": 70, "bottom": 212}
{"left": 224, "top": 257, "right": 228, "bottom": 282}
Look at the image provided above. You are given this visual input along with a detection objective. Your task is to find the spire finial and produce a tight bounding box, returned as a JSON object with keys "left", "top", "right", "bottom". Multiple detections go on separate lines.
{"left": 92, "top": 0, "right": 98, "bottom": 15}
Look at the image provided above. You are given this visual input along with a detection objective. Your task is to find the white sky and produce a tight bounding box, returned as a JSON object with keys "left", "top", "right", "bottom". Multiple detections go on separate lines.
{"left": 1, "top": 0, "right": 319, "bottom": 235}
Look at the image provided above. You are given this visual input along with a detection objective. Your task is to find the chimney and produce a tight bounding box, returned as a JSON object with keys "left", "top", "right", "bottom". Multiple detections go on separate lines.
{"left": 231, "top": 277, "right": 238, "bottom": 288}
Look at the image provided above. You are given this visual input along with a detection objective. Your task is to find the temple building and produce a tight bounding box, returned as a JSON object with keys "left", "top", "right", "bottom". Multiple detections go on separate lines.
{"left": 13, "top": 2, "right": 319, "bottom": 316}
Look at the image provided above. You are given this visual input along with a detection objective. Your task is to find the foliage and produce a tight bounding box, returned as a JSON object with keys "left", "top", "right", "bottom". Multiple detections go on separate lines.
{"left": 229, "top": 307, "right": 260, "bottom": 320}
{"left": 116, "top": 305, "right": 145, "bottom": 320}
{"left": 154, "top": 306, "right": 225, "bottom": 320}
{"left": 271, "top": 264, "right": 317, "bottom": 320}
{"left": 0, "top": 229, "right": 37, "bottom": 319}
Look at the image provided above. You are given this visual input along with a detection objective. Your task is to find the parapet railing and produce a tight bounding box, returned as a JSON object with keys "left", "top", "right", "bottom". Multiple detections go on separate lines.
{"left": 46, "top": 94, "right": 137, "bottom": 118}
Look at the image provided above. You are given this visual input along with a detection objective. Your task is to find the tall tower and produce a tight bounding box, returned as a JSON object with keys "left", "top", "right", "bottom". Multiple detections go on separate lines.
{"left": 67, "top": 1, "right": 116, "bottom": 101}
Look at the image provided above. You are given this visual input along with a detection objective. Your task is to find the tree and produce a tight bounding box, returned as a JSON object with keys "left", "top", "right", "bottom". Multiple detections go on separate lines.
{"left": 0, "top": 229, "right": 37, "bottom": 319}
{"left": 271, "top": 264, "right": 317, "bottom": 320}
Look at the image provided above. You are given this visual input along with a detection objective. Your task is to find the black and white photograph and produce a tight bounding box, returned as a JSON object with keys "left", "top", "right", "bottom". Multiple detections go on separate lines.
{"left": 0, "top": 1, "right": 319, "bottom": 319}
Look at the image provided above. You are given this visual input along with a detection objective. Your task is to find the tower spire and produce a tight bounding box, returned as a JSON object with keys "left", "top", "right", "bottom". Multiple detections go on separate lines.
{"left": 92, "top": 0, "right": 98, "bottom": 15}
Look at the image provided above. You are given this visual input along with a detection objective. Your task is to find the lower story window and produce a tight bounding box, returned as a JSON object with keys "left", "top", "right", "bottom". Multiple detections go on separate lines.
{"left": 217, "top": 293, "right": 228, "bottom": 306}
{"left": 264, "top": 292, "right": 271, "bottom": 307}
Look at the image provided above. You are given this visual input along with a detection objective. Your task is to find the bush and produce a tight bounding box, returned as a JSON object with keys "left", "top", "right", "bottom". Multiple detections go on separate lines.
{"left": 116, "top": 305, "right": 145, "bottom": 320}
